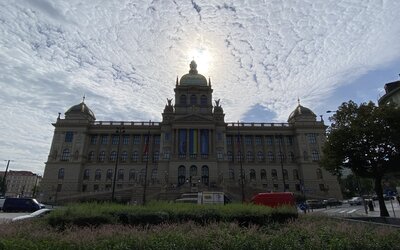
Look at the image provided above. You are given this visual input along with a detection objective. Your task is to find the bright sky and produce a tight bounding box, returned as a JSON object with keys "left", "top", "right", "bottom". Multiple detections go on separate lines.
{"left": 1, "top": 0, "right": 400, "bottom": 175}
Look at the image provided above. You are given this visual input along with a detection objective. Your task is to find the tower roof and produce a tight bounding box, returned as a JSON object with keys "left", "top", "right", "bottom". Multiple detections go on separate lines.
{"left": 65, "top": 101, "right": 96, "bottom": 120}
{"left": 179, "top": 60, "right": 208, "bottom": 86}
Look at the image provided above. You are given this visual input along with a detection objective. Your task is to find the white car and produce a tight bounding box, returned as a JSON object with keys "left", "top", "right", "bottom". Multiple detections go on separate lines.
{"left": 12, "top": 208, "right": 52, "bottom": 222}
{"left": 349, "top": 197, "right": 363, "bottom": 206}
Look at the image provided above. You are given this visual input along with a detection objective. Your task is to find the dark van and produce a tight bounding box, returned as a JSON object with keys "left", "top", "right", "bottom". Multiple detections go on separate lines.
{"left": 250, "top": 192, "right": 296, "bottom": 208}
{"left": 2, "top": 198, "right": 42, "bottom": 212}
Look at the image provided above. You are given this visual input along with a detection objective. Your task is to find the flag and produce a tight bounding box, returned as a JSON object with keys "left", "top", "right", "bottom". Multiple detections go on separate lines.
{"left": 143, "top": 131, "right": 150, "bottom": 156}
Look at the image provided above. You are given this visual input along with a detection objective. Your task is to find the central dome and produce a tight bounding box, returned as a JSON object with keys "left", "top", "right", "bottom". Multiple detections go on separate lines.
{"left": 179, "top": 60, "right": 208, "bottom": 86}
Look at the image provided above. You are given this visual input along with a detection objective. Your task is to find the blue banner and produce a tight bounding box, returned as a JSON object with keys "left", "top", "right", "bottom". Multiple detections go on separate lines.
{"left": 179, "top": 129, "right": 187, "bottom": 154}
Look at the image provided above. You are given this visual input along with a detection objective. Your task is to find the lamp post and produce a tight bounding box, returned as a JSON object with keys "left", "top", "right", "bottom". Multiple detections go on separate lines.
{"left": 2, "top": 160, "right": 13, "bottom": 197}
{"left": 276, "top": 135, "right": 286, "bottom": 192}
{"left": 237, "top": 121, "right": 245, "bottom": 203}
{"left": 111, "top": 126, "right": 125, "bottom": 202}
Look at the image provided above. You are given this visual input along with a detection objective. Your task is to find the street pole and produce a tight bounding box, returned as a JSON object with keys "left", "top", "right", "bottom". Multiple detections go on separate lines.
{"left": 237, "top": 121, "right": 245, "bottom": 203}
{"left": 2, "top": 160, "right": 12, "bottom": 197}
{"left": 277, "top": 135, "right": 286, "bottom": 192}
{"left": 111, "top": 126, "right": 125, "bottom": 202}
{"left": 142, "top": 121, "right": 151, "bottom": 205}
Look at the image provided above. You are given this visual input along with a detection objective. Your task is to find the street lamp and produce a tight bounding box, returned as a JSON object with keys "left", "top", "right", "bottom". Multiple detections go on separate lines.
{"left": 276, "top": 135, "right": 286, "bottom": 192}
{"left": 111, "top": 126, "right": 125, "bottom": 202}
{"left": 2, "top": 160, "right": 13, "bottom": 197}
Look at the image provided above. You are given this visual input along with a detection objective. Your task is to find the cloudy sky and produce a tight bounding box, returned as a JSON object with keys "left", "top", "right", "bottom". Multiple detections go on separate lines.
{"left": 1, "top": 0, "right": 400, "bottom": 175}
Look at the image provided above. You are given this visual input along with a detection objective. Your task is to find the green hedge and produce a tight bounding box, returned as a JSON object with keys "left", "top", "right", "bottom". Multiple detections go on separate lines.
{"left": 0, "top": 215, "right": 399, "bottom": 249}
{"left": 46, "top": 202, "right": 298, "bottom": 229}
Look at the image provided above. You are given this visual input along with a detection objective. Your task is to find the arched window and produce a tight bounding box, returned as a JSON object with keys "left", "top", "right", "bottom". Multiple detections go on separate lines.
{"left": 260, "top": 169, "right": 267, "bottom": 180}
{"left": 283, "top": 169, "right": 288, "bottom": 180}
{"left": 118, "top": 169, "right": 124, "bottom": 180}
{"left": 246, "top": 151, "right": 254, "bottom": 161}
{"left": 106, "top": 169, "right": 113, "bottom": 180}
{"left": 95, "top": 169, "right": 101, "bottom": 180}
{"left": 153, "top": 151, "right": 159, "bottom": 162}
{"left": 121, "top": 151, "right": 128, "bottom": 162}
{"left": 316, "top": 168, "right": 323, "bottom": 179}
{"left": 293, "top": 169, "right": 299, "bottom": 180}
{"left": 99, "top": 151, "right": 106, "bottom": 162}
{"left": 132, "top": 151, "right": 138, "bottom": 162}
{"left": 58, "top": 168, "right": 64, "bottom": 180}
{"left": 257, "top": 151, "right": 264, "bottom": 161}
{"left": 250, "top": 169, "right": 256, "bottom": 181}
{"left": 288, "top": 152, "right": 294, "bottom": 162}
{"left": 178, "top": 165, "right": 186, "bottom": 186}
{"left": 88, "top": 151, "right": 95, "bottom": 161}
{"left": 110, "top": 151, "right": 117, "bottom": 161}
{"left": 278, "top": 152, "right": 285, "bottom": 162}
{"left": 227, "top": 151, "right": 233, "bottom": 161}
{"left": 180, "top": 95, "right": 187, "bottom": 105}
{"left": 201, "top": 165, "right": 209, "bottom": 185}
{"left": 190, "top": 94, "right": 197, "bottom": 105}
{"left": 61, "top": 149, "right": 70, "bottom": 161}
{"left": 312, "top": 150, "right": 320, "bottom": 161}
{"left": 83, "top": 169, "right": 90, "bottom": 180}
{"left": 271, "top": 169, "right": 278, "bottom": 179}
{"left": 268, "top": 151, "right": 275, "bottom": 162}
{"left": 190, "top": 165, "right": 197, "bottom": 176}
{"left": 229, "top": 168, "right": 235, "bottom": 180}
{"left": 200, "top": 95, "right": 207, "bottom": 105}
{"left": 129, "top": 169, "right": 136, "bottom": 181}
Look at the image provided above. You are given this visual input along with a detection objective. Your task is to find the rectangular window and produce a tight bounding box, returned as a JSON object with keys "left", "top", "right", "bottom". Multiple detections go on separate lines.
{"left": 133, "top": 135, "right": 140, "bottom": 145}
{"left": 308, "top": 133, "right": 317, "bottom": 144}
{"left": 101, "top": 135, "right": 108, "bottom": 144}
{"left": 245, "top": 136, "right": 252, "bottom": 145}
{"left": 266, "top": 136, "right": 273, "bottom": 145}
{"left": 295, "top": 184, "right": 301, "bottom": 191}
{"left": 65, "top": 131, "right": 73, "bottom": 142}
{"left": 286, "top": 136, "right": 293, "bottom": 146}
{"left": 123, "top": 135, "right": 129, "bottom": 145}
{"left": 154, "top": 136, "right": 160, "bottom": 145}
{"left": 255, "top": 136, "right": 262, "bottom": 145}
{"left": 90, "top": 135, "right": 97, "bottom": 145}
{"left": 226, "top": 136, "right": 232, "bottom": 145}
{"left": 217, "top": 151, "right": 223, "bottom": 160}
{"left": 112, "top": 135, "right": 119, "bottom": 145}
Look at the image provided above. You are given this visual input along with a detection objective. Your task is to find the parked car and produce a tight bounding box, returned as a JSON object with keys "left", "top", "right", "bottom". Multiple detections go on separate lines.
{"left": 306, "top": 199, "right": 326, "bottom": 209}
{"left": 251, "top": 192, "right": 296, "bottom": 208}
{"left": 12, "top": 208, "right": 53, "bottom": 222}
{"left": 325, "top": 198, "right": 342, "bottom": 207}
{"left": 2, "top": 198, "right": 45, "bottom": 212}
{"left": 0, "top": 198, "right": 5, "bottom": 210}
{"left": 349, "top": 197, "right": 363, "bottom": 206}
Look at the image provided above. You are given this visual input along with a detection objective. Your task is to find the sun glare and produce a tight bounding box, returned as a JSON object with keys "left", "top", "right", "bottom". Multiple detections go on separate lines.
{"left": 188, "top": 48, "right": 211, "bottom": 75}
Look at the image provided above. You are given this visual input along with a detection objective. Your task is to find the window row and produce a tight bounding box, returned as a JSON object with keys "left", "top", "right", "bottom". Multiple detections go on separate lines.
{"left": 89, "top": 135, "right": 160, "bottom": 145}
{"left": 224, "top": 151, "right": 296, "bottom": 162}
{"left": 87, "top": 150, "right": 162, "bottom": 162}
{"left": 226, "top": 168, "right": 324, "bottom": 181}
{"left": 179, "top": 94, "right": 208, "bottom": 106}
{"left": 226, "top": 135, "right": 294, "bottom": 146}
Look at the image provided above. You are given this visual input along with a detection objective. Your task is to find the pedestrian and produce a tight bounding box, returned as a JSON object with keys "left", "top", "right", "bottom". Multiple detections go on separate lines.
{"left": 396, "top": 196, "right": 400, "bottom": 206}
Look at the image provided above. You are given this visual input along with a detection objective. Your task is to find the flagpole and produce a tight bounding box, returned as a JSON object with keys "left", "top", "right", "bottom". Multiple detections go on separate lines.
{"left": 237, "top": 121, "right": 245, "bottom": 203}
{"left": 142, "top": 120, "right": 151, "bottom": 205}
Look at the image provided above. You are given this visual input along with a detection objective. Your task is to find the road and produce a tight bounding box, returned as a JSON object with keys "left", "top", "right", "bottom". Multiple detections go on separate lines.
{"left": 303, "top": 200, "right": 400, "bottom": 218}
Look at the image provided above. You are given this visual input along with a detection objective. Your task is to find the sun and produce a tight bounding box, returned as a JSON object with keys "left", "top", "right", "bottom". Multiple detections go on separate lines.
{"left": 188, "top": 48, "right": 211, "bottom": 75}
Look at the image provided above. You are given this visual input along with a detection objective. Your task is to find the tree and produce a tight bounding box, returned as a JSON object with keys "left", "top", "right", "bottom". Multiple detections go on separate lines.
{"left": 321, "top": 101, "right": 400, "bottom": 217}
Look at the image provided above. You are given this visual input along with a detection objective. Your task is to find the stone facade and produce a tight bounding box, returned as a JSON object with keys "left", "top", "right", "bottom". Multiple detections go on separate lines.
{"left": 41, "top": 61, "right": 342, "bottom": 203}
{"left": 0, "top": 171, "right": 41, "bottom": 198}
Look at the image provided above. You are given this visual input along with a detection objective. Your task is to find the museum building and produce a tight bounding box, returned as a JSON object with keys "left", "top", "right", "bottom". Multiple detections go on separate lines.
{"left": 40, "top": 61, "right": 342, "bottom": 203}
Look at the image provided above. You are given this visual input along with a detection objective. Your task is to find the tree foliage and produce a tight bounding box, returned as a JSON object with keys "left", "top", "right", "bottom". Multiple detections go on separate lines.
{"left": 321, "top": 101, "right": 400, "bottom": 216}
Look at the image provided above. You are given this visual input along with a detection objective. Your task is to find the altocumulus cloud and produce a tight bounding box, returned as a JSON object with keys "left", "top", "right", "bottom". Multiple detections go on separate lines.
{"left": 0, "top": 0, "right": 399, "bottom": 173}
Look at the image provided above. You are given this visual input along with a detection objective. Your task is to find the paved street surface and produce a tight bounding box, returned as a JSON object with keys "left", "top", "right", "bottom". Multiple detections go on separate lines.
{"left": 303, "top": 200, "right": 400, "bottom": 218}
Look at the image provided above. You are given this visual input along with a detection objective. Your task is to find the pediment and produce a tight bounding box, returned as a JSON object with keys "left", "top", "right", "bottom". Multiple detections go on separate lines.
{"left": 174, "top": 114, "right": 214, "bottom": 122}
